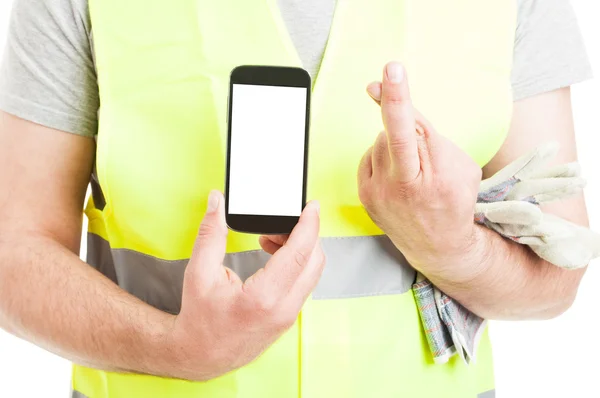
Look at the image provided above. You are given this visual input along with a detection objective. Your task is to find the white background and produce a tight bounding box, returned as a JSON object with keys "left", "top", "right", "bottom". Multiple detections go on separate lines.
{"left": 229, "top": 84, "right": 306, "bottom": 217}
{"left": 0, "top": 1, "right": 599, "bottom": 397}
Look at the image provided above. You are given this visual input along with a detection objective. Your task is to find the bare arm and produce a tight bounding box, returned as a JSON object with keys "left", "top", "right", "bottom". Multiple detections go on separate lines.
{"left": 446, "top": 87, "right": 588, "bottom": 320}
{"left": 0, "top": 111, "right": 175, "bottom": 373}
{"left": 0, "top": 110, "right": 326, "bottom": 381}
{"left": 361, "top": 66, "right": 589, "bottom": 321}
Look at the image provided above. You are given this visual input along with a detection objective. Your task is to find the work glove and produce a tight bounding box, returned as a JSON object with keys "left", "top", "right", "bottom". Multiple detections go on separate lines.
{"left": 475, "top": 143, "right": 599, "bottom": 269}
{"left": 413, "top": 143, "right": 600, "bottom": 365}
{"left": 478, "top": 142, "right": 584, "bottom": 205}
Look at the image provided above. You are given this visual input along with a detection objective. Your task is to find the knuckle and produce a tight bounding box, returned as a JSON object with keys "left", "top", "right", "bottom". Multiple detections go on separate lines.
{"left": 375, "top": 130, "right": 387, "bottom": 147}
{"left": 198, "top": 221, "right": 226, "bottom": 240}
{"left": 383, "top": 92, "right": 407, "bottom": 106}
{"left": 292, "top": 248, "right": 310, "bottom": 268}
{"left": 387, "top": 137, "right": 413, "bottom": 155}
{"left": 390, "top": 176, "right": 416, "bottom": 197}
{"left": 372, "top": 142, "right": 388, "bottom": 163}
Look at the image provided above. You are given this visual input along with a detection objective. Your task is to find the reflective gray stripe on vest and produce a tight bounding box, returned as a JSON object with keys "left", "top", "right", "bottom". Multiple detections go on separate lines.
{"left": 71, "top": 389, "right": 88, "bottom": 398}
{"left": 87, "top": 234, "right": 415, "bottom": 314}
{"left": 478, "top": 390, "right": 496, "bottom": 398}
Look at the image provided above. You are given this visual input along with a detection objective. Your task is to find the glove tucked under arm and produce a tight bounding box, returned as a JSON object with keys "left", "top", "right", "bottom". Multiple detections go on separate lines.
{"left": 413, "top": 143, "right": 600, "bottom": 364}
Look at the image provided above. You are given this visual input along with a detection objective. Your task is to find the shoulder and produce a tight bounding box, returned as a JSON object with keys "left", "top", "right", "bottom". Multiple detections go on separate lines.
{"left": 512, "top": 0, "right": 592, "bottom": 101}
{"left": 10, "top": 0, "right": 91, "bottom": 39}
{"left": 0, "top": 0, "right": 98, "bottom": 137}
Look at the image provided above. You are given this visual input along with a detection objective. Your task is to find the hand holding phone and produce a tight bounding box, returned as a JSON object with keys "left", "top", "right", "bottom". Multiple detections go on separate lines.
{"left": 170, "top": 191, "right": 324, "bottom": 381}
{"left": 225, "top": 66, "right": 311, "bottom": 234}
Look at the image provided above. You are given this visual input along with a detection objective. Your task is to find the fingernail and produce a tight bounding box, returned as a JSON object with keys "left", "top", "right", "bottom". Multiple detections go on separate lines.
{"left": 207, "top": 190, "right": 220, "bottom": 213}
{"left": 386, "top": 62, "right": 404, "bottom": 83}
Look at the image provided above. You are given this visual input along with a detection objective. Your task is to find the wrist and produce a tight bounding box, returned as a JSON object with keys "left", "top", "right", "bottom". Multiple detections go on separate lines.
{"left": 451, "top": 224, "right": 494, "bottom": 285}
{"left": 158, "top": 313, "right": 228, "bottom": 381}
{"left": 137, "top": 310, "right": 181, "bottom": 378}
{"left": 407, "top": 223, "right": 492, "bottom": 286}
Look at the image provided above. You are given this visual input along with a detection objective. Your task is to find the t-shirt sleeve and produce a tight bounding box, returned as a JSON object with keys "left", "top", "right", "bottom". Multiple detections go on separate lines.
{"left": 0, "top": 0, "right": 99, "bottom": 137}
{"left": 511, "top": 0, "right": 593, "bottom": 101}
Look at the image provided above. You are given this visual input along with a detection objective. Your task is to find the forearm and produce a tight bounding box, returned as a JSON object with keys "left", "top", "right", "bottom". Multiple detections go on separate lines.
{"left": 449, "top": 87, "right": 591, "bottom": 320}
{"left": 423, "top": 224, "right": 586, "bottom": 320}
{"left": 0, "top": 233, "right": 177, "bottom": 376}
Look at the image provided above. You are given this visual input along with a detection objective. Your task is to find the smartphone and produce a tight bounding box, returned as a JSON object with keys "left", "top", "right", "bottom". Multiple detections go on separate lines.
{"left": 225, "top": 65, "right": 311, "bottom": 235}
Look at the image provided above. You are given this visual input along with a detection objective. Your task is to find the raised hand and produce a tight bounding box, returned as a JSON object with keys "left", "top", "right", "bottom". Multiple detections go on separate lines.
{"left": 358, "top": 62, "right": 482, "bottom": 282}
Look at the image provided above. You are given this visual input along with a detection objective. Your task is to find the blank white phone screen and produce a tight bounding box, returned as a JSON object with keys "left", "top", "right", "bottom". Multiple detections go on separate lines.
{"left": 229, "top": 84, "right": 307, "bottom": 216}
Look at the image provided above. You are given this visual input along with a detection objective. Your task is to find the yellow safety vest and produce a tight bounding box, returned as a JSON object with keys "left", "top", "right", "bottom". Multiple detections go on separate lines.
{"left": 74, "top": 0, "right": 516, "bottom": 396}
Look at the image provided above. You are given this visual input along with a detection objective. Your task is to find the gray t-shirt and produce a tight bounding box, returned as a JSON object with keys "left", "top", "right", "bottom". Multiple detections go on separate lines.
{"left": 0, "top": 0, "right": 593, "bottom": 138}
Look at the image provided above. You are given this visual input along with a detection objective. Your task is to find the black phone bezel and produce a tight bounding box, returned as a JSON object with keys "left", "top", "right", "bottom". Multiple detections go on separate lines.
{"left": 225, "top": 65, "right": 311, "bottom": 235}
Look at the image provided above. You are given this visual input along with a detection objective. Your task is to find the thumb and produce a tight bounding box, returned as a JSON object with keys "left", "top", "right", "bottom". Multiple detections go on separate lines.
{"left": 190, "top": 190, "right": 228, "bottom": 285}
{"left": 380, "top": 62, "right": 420, "bottom": 182}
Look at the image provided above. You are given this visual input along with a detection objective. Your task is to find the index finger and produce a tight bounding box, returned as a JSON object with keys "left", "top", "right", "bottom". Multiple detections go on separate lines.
{"left": 245, "top": 201, "right": 321, "bottom": 298}
{"left": 380, "top": 62, "right": 420, "bottom": 181}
